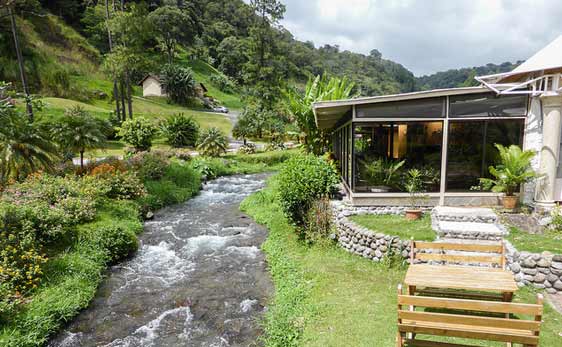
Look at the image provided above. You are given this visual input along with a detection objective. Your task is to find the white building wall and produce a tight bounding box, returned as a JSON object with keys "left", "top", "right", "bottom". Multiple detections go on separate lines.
{"left": 142, "top": 77, "right": 166, "bottom": 97}
{"left": 522, "top": 97, "right": 543, "bottom": 204}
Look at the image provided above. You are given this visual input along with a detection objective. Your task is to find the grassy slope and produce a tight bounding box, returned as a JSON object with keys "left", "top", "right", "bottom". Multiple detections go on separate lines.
{"left": 10, "top": 14, "right": 238, "bottom": 137}
{"left": 242, "top": 179, "right": 562, "bottom": 347}
{"left": 350, "top": 214, "right": 436, "bottom": 241}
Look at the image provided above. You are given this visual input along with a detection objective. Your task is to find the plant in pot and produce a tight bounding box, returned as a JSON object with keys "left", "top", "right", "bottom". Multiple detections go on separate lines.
{"left": 478, "top": 144, "right": 537, "bottom": 209}
{"left": 361, "top": 158, "right": 405, "bottom": 192}
{"left": 404, "top": 168, "right": 428, "bottom": 220}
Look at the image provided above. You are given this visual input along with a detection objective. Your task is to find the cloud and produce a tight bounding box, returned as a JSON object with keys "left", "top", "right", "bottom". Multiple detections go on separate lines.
{"left": 279, "top": 0, "right": 562, "bottom": 75}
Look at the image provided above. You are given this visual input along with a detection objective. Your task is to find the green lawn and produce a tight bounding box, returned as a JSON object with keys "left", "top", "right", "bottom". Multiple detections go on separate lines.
{"left": 242, "top": 180, "right": 562, "bottom": 346}
{"left": 350, "top": 214, "right": 436, "bottom": 241}
{"left": 37, "top": 96, "right": 232, "bottom": 134}
{"left": 507, "top": 226, "right": 562, "bottom": 254}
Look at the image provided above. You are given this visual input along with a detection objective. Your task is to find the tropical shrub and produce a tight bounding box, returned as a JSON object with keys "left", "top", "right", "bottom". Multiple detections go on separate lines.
{"left": 360, "top": 158, "right": 405, "bottom": 189}
{"left": 118, "top": 117, "right": 158, "bottom": 151}
{"left": 478, "top": 144, "right": 537, "bottom": 196}
{"left": 209, "top": 74, "right": 236, "bottom": 93}
{"left": 85, "top": 225, "right": 138, "bottom": 263}
{"left": 264, "top": 141, "right": 286, "bottom": 152}
{"left": 197, "top": 127, "right": 228, "bottom": 157}
{"left": 128, "top": 151, "right": 170, "bottom": 180}
{"left": 550, "top": 205, "right": 562, "bottom": 232}
{"left": 277, "top": 154, "right": 339, "bottom": 228}
{"left": 160, "top": 114, "right": 199, "bottom": 147}
{"left": 160, "top": 64, "right": 196, "bottom": 104}
{"left": 238, "top": 143, "right": 256, "bottom": 155}
{"left": 0, "top": 282, "right": 19, "bottom": 320}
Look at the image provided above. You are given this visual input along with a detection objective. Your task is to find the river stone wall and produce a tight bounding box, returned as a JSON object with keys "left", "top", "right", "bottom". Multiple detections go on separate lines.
{"left": 332, "top": 201, "right": 562, "bottom": 293}
{"left": 506, "top": 243, "right": 562, "bottom": 294}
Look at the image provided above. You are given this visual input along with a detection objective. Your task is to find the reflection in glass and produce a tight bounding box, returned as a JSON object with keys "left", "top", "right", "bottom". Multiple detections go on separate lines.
{"left": 446, "top": 120, "right": 525, "bottom": 191}
{"left": 353, "top": 122, "right": 443, "bottom": 193}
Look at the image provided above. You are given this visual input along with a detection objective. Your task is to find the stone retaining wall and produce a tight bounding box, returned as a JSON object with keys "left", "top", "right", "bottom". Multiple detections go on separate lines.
{"left": 332, "top": 201, "right": 562, "bottom": 293}
{"left": 506, "top": 244, "right": 562, "bottom": 294}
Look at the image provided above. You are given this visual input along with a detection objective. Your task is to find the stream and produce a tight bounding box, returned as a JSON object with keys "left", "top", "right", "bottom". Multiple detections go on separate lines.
{"left": 50, "top": 173, "right": 273, "bottom": 347}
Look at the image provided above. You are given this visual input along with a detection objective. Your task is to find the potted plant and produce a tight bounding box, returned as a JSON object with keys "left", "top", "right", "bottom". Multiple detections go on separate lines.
{"left": 361, "top": 158, "right": 405, "bottom": 192}
{"left": 478, "top": 144, "right": 537, "bottom": 209}
{"left": 405, "top": 168, "right": 428, "bottom": 220}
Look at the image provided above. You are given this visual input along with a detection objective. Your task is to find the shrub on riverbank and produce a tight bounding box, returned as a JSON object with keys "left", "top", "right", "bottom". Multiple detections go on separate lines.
{"left": 277, "top": 154, "right": 339, "bottom": 228}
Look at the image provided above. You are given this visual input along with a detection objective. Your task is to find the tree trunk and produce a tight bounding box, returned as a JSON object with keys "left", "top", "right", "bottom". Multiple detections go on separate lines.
{"left": 80, "top": 150, "right": 84, "bottom": 170}
{"left": 243, "top": 138, "right": 247, "bottom": 146}
{"left": 9, "top": 6, "right": 33, "bottom": 121}
{"left": 119, "top": 80, "right": 126, "bottom": 121}
{"left": 104, "top": 0, "right": 122, "bottom": 119}
{"left": 126, "top": 70, "right": 133, "bottom": 119}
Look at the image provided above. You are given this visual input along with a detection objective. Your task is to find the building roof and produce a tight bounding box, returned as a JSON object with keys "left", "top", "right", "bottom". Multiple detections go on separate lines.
{"left": 313, "top": 86, "right": 489, "bottom": 130}
{"left": 477, "top": 35, "right": 562, "bottom": 85}
{"left": 138, "top": 74, "right": 161, "bottom": 86}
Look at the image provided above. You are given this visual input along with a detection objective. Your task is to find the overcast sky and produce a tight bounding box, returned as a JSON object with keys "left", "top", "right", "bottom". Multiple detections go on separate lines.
{"left": 278, "top": 0, "right": 562, "bottom": 76}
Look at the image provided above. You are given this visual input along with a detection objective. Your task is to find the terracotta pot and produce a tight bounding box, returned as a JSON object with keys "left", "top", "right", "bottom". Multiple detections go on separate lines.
{"left": 503, "top": 195, "right": 518, "bottom": 209}
{"left": 405, "top": 209, "right": 422, "bottom": 220}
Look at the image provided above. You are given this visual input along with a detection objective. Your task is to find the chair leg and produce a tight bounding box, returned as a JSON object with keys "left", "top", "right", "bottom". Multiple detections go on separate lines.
{"left": 396, "top": 332, "right": 404, "bottom": 347}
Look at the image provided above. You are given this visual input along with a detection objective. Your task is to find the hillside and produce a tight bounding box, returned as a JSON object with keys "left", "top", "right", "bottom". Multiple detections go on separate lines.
{"left": 415, "top": 61, "right": 523, "bottom": 90}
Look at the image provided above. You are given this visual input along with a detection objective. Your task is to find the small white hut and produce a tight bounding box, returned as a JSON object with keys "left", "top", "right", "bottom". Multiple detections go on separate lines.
{"left": 138, "top": 74, "right": 166, "bottom": 97}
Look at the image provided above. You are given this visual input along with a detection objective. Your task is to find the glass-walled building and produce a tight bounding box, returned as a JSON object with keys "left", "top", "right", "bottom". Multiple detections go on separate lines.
{"left": 318, "top": 87, "right": 529, "bottom": 206}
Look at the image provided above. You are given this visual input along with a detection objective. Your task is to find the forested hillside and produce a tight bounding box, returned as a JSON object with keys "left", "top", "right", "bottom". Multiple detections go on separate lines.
{"left": 415, "top": 61, "right": 523, "bottom": 90}
{"left": 0, "top": 0, "right": 415, "bottom": 102}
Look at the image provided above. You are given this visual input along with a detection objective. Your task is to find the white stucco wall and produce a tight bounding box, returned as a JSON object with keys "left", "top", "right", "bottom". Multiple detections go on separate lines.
{"left": 142, "top": 77, "right": 166, "bottom": 97}
{"left": 522, "top": 97, "right": 543, "bottom": 204}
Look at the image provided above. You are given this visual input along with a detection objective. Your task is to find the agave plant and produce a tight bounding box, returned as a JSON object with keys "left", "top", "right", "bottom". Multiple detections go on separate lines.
{"left": 479, "top": 144, "right": 537, "bottom": 196}
{"left": 196, "top": 127, "right": 228, "bottom": 157}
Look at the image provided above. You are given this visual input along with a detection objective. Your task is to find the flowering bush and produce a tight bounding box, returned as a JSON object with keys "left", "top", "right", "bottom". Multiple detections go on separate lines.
{"left": 173, "top": 148, "right": 192, "bottom": 161}
{"left": 128, "top": 151, "right": 170, "bottom": 181}
{"left": 0, "top": 230, "right": 47, "bottom": 293}
{"left": 118, "top": 117, "right": 158, "bottom": 151}
{"left": 91, "top": 170, "right": 146, "bottom": 200}
{"left": 1, "top": 175, "right": 103, "bottom": 238}
{"left": 84, "top": 225, "right": 138, "bottom": 264}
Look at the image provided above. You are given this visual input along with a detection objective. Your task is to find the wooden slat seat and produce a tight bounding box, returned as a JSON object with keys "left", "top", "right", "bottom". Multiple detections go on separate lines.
{"left": 396, "top": 284, "right": 543, "bottom": 347}
{"left": 410, "top": 240, "right": 506, "bottom": 269}
{"left": 415, "top": 288, "right": 505, "bottom": 302}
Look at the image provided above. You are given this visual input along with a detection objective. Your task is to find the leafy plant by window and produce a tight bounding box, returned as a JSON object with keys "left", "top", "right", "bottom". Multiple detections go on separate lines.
{"left": 277, "top": 153, "right": 339, "bottom": 228}
{"left": 197, "top": 127, "right": 228, "bottom": 157}
{"left": 404, "top": 168, "right": 428, "bottom": 209}
{"left": 478, "top": 144, "right": 537, "bottom": 196}
{"left": 160, "top": 114, "right": 199, "bottom": 148}
{"left": 360, "top": 158, "right": 405, "bottom": 189}
{"left": 118, "top": 117, "right": 158, "bottom": 152}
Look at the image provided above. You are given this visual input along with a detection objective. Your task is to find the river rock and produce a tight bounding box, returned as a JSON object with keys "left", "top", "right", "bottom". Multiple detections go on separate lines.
{"left": 510, "top": 263, "right": 521, "bottom": 273}
{"left": 522, "top": 258, "right": 536, "bottom": 268}
{"left": 553, "top": 280, "right": 562, "bottom": 290}
{"left": 551, "top": 261, "right": 562, "bottom": 270}
{"left": 534, "top": 273, "right": 546, "bottom": 283}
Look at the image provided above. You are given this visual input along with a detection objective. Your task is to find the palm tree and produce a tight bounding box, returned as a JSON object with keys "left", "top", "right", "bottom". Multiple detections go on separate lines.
{"left": 286, "top": 75, "right": 355, "bottom": 154}
{"left": 0, "top": 107, "right": 59, "bottom": 183}
{"left": 51, "top": 106, "right": 108, "bottom": 169}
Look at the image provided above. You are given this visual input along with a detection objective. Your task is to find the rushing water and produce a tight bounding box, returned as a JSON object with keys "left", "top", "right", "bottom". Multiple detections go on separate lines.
{"left": 50, "top": 173, "right": 273, "bottom": 347}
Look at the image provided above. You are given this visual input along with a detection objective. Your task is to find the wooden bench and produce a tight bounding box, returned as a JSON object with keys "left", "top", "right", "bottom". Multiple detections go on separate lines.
{"left": 396, "top": 284, "right": 544, "bottom": 347}
{"left": 410, "top": 240, "right": 506, "bottom": 269}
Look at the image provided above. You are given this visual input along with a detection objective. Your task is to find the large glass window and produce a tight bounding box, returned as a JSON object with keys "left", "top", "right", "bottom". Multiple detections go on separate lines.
{"left": 332, "top": 124, "right": 352, "bottom": 187}
{"left": 353, "top": 122, "right": 443, "bottom": 193}
{"left": 446, "top": 119, "right": 525, "bottom": 191}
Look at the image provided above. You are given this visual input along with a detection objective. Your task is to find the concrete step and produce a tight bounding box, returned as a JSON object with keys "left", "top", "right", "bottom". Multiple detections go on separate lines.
{"left": 436, "top": 221, "right": 507, "bottom": 241}
{"left": 432, "top": 206, "right": 498, "bottom": 224}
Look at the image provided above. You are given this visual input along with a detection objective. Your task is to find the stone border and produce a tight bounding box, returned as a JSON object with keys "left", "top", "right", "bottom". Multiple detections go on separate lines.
{"left": 332, "top": 200, "right": 562, "bottom": 294}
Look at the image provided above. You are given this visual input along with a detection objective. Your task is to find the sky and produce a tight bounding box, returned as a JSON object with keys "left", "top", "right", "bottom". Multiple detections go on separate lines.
{"left": 278, "top": 0, "right": 562, "bottom": 76}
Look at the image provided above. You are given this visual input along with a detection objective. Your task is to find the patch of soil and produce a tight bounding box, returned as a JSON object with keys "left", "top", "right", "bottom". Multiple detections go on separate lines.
{"left": 501, "top": 213, "right": 544, "bottom": 234}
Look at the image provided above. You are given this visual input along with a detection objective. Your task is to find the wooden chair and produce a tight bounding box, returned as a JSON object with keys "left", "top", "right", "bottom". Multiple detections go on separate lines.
{"left": 396, "top": 284, "right": 543, "bottom": 347}
{"left": 410, "top": 240, "right": 506, "bottom": 269}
